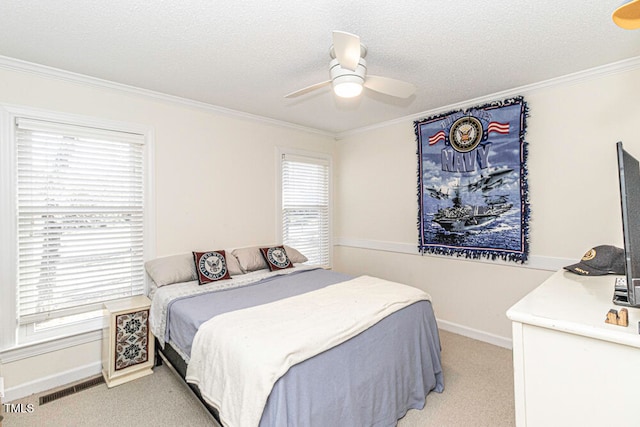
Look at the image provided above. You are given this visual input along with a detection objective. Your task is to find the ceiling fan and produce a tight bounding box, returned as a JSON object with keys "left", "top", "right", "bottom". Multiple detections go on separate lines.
{"left": 285, "top": 31, "right": 416, "bottom": 100}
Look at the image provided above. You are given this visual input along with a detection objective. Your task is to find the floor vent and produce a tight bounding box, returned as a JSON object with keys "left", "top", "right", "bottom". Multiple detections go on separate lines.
{"left": 39, "top": 376, "right": 105, "bottom": 405}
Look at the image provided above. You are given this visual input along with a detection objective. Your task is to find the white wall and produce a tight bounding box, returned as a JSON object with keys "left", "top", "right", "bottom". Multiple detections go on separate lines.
{"left": 333, "top": 65, "right": 640, "bottom": 345}
{"left": 0, "top": 65, "right": 336, "bottom": 398}
{"left": 2, "top": 59, "right": 639, "bottom": 399}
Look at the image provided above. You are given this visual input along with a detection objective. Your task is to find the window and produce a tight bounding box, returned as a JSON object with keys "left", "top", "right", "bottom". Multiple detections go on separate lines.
{"left": 279, "top": 150, "right": 331, "bottom": 267}
{"left": 0, "top": 106, "right": 153, "bottom": 350}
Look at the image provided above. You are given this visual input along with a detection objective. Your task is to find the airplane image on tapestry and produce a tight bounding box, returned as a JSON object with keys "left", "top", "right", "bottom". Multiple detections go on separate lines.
{"left": 414, "top": 96, "right": 529, "bottom": 263}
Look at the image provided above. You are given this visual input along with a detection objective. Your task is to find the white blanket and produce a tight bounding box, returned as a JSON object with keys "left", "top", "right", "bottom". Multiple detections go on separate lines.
{"left": 149, "top": 264, "right": 317, "bottom": 347}
{"left": 185, "top": 275, "right": 431, "bottom": 427}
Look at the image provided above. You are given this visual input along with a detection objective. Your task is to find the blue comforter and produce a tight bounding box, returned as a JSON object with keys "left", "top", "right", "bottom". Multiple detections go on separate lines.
{"left": 165, "top": 268, "right": 444, "bottom": 426}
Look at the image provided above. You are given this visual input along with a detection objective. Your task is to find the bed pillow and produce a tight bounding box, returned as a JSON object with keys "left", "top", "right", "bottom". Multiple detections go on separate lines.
{"left": 145, "top": 252, "right": 243, "bottom": 287}
{"left": 225, "top": 252, "right": 244, "bottom": 276}
{"left": 283, "top": 245, "right": 308, "bottom": 264}
{"left": 260, "top": 246, "right": 294, "bottom": 271}
{"left": 232, "top": 245, "right": 307, "bottom": 272}
{"left": 145, "top": 254, "right": 197, "bottom": 287}
{"left": 232, "top": 246, "right": 269, "bottom": 272}
{"left": 193, "top": 250, "right": 232, "bottom": 285}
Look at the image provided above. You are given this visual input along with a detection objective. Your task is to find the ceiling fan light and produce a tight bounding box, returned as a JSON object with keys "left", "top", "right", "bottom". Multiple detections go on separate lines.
{"left": 613, "top": 0, "right": 640, "bottom": 29}
{"left": 334, "top": 81, "right": 363, "bottom": 98}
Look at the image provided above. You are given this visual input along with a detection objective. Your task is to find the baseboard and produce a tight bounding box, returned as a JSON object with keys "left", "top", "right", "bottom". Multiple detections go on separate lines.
{"left": 4, "top": 360, "right": 102, "bottom": 402}
{"left": 1, "top": 324, "right": 510, "bottom": 401}
{"left": 437, "top": 319, "right": 513, "bottom": 350}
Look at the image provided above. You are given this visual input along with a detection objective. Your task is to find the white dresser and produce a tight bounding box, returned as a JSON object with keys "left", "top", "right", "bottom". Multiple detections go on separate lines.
{"left": 507, "top": 270, "right": 640, "bottom": 427}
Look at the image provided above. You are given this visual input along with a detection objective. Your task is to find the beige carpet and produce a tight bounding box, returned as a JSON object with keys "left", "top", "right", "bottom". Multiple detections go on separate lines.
{"left": 400, "top": 331, "right": 515, "bottom": 427}
{"left": 2, "top": 330, "right": 514, "bottom": 426}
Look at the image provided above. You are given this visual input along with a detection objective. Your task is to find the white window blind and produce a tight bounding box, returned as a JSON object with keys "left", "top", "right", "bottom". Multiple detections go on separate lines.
{"left": 281, "top": 153, "right": 330, "bottom": 266}
{"left": 15, "top": 117, "right": 146, "bottom": 324}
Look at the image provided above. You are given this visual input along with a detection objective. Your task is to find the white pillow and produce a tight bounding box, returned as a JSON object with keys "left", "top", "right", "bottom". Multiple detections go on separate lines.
{"left": 283, "top": 245, "right": 308, "bottom": 264}
{"left": 232, "top": 245, "right": 308, "bottom": 272}
{"left": 231, "top": 246, "right": 268, "bottom": 272}
{"left": 145, "top": 252, "right": 243, "bottom": 287}
{"left": 145, "top": 254, "right": 196, "bottom": 287}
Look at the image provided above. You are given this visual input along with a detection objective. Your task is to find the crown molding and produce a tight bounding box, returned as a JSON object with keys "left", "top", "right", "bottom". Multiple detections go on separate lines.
{"left": 335, "top": 55, "right": 640, "bottom": 139}
{"left": 2, "top": 54, "right": 639, "bottom": 141}
{"left": 0, "top": 55, "right": 334, "bottom": 138}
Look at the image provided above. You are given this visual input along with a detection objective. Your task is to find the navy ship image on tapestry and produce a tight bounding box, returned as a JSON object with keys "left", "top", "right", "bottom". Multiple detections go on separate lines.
{"left": 414, "top": 96, "right": 529, "bottom": 263}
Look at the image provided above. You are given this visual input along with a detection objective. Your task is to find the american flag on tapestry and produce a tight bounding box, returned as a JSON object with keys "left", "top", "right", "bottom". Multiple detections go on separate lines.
{"left": 414, "top": 96, "right": 530, "bottom": 263}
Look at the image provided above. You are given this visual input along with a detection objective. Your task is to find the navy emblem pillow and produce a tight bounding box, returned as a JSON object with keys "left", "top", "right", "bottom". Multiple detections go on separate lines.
{"left": 260, "top": 246, "right": 293, "bottom": 271}
{"left": 193, "top": 250, "right": 232, "bottom": 285}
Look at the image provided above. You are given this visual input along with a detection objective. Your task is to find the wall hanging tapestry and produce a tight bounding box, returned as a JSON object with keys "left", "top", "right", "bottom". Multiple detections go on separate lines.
{"left": 414, "top": 96, "right": 529, "bottom": 263}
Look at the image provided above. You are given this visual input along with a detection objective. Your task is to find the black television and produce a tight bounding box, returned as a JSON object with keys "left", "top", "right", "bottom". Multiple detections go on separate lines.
{"left": 613, "top": 141, "right": 640, "bottom": 307}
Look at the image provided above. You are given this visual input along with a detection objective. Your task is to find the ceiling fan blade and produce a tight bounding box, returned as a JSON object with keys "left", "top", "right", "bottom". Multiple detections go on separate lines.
{"left": 332, "top": 31, "right": 361, "bottom": 71}
{"left": 284, "top": 80, "right": 332, "bottom": 98}
{"left": 364, "top": 75, "right": 416, "bottom": 98}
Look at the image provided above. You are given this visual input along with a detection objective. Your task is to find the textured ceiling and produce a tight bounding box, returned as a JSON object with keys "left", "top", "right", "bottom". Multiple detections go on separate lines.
{"left": 1, "top": 1, "right": 639, "bottom": 134}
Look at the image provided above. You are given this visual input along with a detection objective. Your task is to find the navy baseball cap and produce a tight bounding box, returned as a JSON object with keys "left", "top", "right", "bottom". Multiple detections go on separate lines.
{"left": 564, "top": 245, "right": 625, "bottom": 276}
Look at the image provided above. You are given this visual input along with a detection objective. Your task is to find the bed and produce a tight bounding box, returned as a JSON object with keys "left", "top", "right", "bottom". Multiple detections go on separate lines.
{"left": 146, "top": 246, "right": 444, "bottom": 427}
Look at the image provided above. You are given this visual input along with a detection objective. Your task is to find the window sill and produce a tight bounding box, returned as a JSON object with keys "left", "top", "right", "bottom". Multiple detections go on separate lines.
{"left": 0, "top": 329, "right": 102, "bottom": 364}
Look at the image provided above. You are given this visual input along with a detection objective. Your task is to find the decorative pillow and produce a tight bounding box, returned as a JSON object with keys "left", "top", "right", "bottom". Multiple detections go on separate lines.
{"left": 192, "top": 250, "right": 232, "bottom": 285}
{"left": 145, "top": 254, "right": 197, "bottom": 287}
{"left": 260, "top": 246, "right": 294, "bottom": 271}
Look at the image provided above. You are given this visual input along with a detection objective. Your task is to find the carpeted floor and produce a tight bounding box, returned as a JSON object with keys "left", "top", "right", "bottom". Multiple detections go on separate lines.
{"left": 2, "top": 330, "right": 515, "bottom": 426}
{"left": 400, "top": 331, "right": 515, "bottom": 427}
